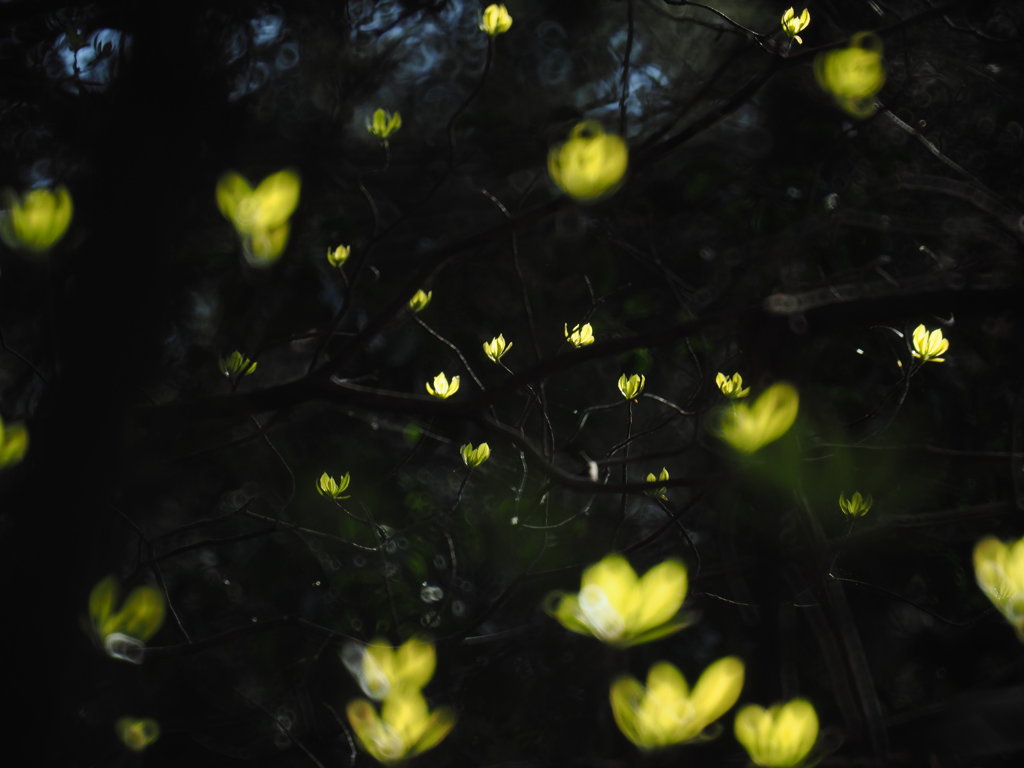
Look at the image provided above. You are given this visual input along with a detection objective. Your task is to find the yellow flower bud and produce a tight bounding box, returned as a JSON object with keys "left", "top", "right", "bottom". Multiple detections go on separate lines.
{"left": 910, "top": 324, "right": 949, "bottom": 363}
{"left": 0, "top": 185, "right": 73, "bottom": 253}
{"left": 346, "top": 690, "right": 456, "bottom": 765}
{"left": 564, "top": 322, "right": 595, "bottom": 348}
{"left": 814, "top": 32, "right": 885, "bottom": 118}
{"left": 644, "top": 468, "right": 669, "bottom": 500}
{"left": 367, "top": 108, "right": 402, "bottom": 141}
{"left": 460, "top": 442, "right": 491, "bottom": 467}
{"left": 341, "top": 637, "right": 437, "bottom": 700}
{"left": 409, "top": 289, "right": 433, "bottom": 313}
{"left": 327, "top": 244, "right": 351, "bottom": 267}
{"left": 719, "top": 382, "right": 799, "bottom": 454}
{"left": 548, "top": 122, "right": 628, "bottom": 202}
{"left": 483, "top": 334, "right": 512, "bottom": 362}
{"left": 218, "top": 350, "right": 258, "bottom": 378}
{"left": 735, "top": 699, "right": 819, "bottom": 767}
{"left": 974, "top": 536, "right": 1024, "bottom": 640}
{"left": 317, "top": 471, "right": 351, "bottom": 500}
{"left": 89, "top": 576, "right": 165, "bottom": 659}
{"left": 426, "top": 372, "right": 460, "bottom": 399}
{"left": 839, "top": 491, "right": 872, "bottom": 518}
{"left": 716, "top": 372, "right": 751, "bottom": 399}
{"left": 479, "top": 4, "right": 513, "bottom": 36}
{"left": 617, "top": 373, "right": 645, "bottom": 400}
{"left": 215, "top": 170, "right": 301, "bottom": 265}
{"left": 116, "top": 718, "right": 161, "bottom": 752}
{"left": 780, "top": 7, "right": 810, "bottom": 44}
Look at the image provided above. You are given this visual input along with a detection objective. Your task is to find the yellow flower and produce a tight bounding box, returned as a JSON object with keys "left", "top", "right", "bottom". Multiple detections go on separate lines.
{"left": 974, "top": 536, "right": 1024, "bottom": 639}
{"left": 460, "top": 442, "right": 491, "bottom": 468}
{"left": 426, "top": 372, "right": 460, "bottom": 399}
{"left": 479, "top": 4, "right": 513, "bottom": 36}
{"left": 0, "top": 186, "right": 73, "bottom": 253}
{"left": 564, "top": 322, "right": 595, "bottom": 348}
{"left": 328, "top": 244, "right": 351, "bottom": 267}
{"left": 483, "top": 334, "right": 512, "bottom": 363}
{"left": 218, "top": 350, "right": 257, "bottom": 378}
{"left": 548, "top": 121, "right": 628, "bottom": 202}
{"left": 346, "top": 690, "right": 455, "bottom": 766}
{"left": 116, "top": 718, "right": 160, "bottom": 752}
{"left": 911, "top": 324, "right": 949, "bottom": 363}
{"left": 409, "top": 289, "right": 432, "bottom": 313}
{"left": 216, "top": 170, "right": 301, "bottom": 265}
{"left": 644, "top": 467, "right": 670, "bottom": 500}
{"left": 716, "top": 372, "right": 751, "bottom": 399}
{"left": 317, "top": 471, "right": 351, "bottom": 500}
{"left": 618, "top": 373, "right": 645, "bottom": 400}
{"left": 735, "top": 699, "right": 819, "bottom": 767}
{"left": 89, "top": 576, "right": 165, "bottom": 659}
{"left": 839, "top": 491, "right": 872, "bottom": 518}
{"left": 546, "top": 554, "right": 688, "bottom": 647}
{"left": 780, "top": 7, "right": 810, "bottom": 44}
{"left": 720, "top": 382, "right": 799, "bottom": 454}
{"left": 342, "top": 638, "right": 437, "bottom": 700}
{"left": 610, "top": 658, "right": 745, "bottom": 750}
{"left": 367, "top": 108, "right": 402, "bottom": 141}
{"left": 0, "top": 415, "right": 29, "bottom": 469}
{"left": 814, "top": 32, "right": 885, "bottom": 118}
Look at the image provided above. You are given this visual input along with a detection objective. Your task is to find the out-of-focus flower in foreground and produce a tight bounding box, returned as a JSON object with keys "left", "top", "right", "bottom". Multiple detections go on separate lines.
{"left": 814, "top": 32, "right": 885, "bottom": 118}
{"left": 0, "top": 186, "right": 73, "bottom": 253}
{"left": 342, "top": 637, "right": 437, "bottom": 700}
{"left": 547, "top": 554, "right": 688, "bottom": 647}
{"left": 910, "top": 324, "right": 949, "bottom": 363}
{"left": 218, "top": 350, "right": 257, "bottom": 378}
{"left": 780, "top": 7, "right": 811, "bottom": 44}
{"left": 548, "top": 121, "right": 628, "bottom": 202}
{"left": 483, "top": 334, "right": 512, "bottom": 363}
{"left": 719, "top": 382, "right": 799, "bottom": 454}
{"left": 327, "top": 244, "right": 351, "bottom": 267}
{"left": 610, "top": 658, "right": 745, "bottom": 749}
{"left": 367, "top": 109, "right": 402, "bottom": 142}
{"left": 317, "top": 471, "right": 351, "bottom": 500}
{"left": 89, "top": 576, "right": 165, "bottom": 662}
{"left": 564, "top": 322, "right": 595, "bottom": 348}
{"left": 460, "top": 442, "right": 491, "bottom": 468}
{"left": 0, "top": 414, "right": 29, "bottom": 469}
{"left": 426, "top": 372, "right": 460, "bottom": 399}
{"left": 216, "top": 170, "right": 300, "bottom": 265}
{"left": 116, "top": 717, "right": 161, "bottom": 752}
{"left": 974, "top": 536, "right": 1024, "bottom": 639}
{"left": 618, "top": 373, "right": 646, "bottom": 400}
{"left": 839, "top": 491, "right": 872, "bottom": 518}
{"left": 347, "top": 690, "right": 455, "bottom": 765}
{"left": 735, "top": 699, "right": 819, "bottom": 767}
{"left": 409, "top": 289, "right": 432, "bottom": 313}
{"left": 716, "top": 372, "right": 751, "bottom": 399}
{"left": 479, "top": 4, "right": 513, "bottom": 36}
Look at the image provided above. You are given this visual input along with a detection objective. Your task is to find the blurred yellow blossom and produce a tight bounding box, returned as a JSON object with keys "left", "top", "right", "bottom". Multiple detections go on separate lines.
{"left": 780, "top": 7, "right": 810, "bottom": 44}
{"left": 116, "top": 718, "right": 160, "bottom": 752}
{"left": 645, "top": 468, "right": 669, "bottom": 500}
{"left": 720, "top": 382, "right": 799, "bottom": 454}
{"left": 367, "top": 108, "right": 402, "bottom": 142}
{"left": 89, "top": 576, "right": 165, "bottom": 660}
{"left": 426, "top": 372, "right": 460, "bottom": 399}
{"left": 610, "top": 658, "right": 745, "bottom": 749}
{"left": 735, "top": 699, "right": 819, "bottom": 767}
{"left": 347, "top": 690, "right": 455, "bottom": 766}
{"left": 479, "top": 4, "right": 513, "bottom": 36}
{"left": 317, "top": 471, "right": 351, "bottom": 500}
{"left": 839, "top": 491, "right": 872, "bottom": 518}
{"left": 548, "top": 121, "right": 628, "bottom": 202}
{"left": 0, "top": 414, "right": 29, "bottom": 469}
{"left": 218, "top": 350, "right": 258, "bottom": 378}
{"left": 546, "top": 554, "right": 688, "bottom": 647}
{"left": 483, "top": 334, "right": 512, "bottom": 363}
{"left": 618, "top": 373, "right": 645, "bottom": 400}
{"left": 0, "top": 185, "right": 73, "bottom": 253}
{"left": 974, "top": 536, "right": 1024, "bottom": 639}
{"left": 327, "top": 244, "right": 351, "bottom": 267}
{"left": 911, "top": 324, "right": 949, "bottom": 363}
{"left": 216, "top": 169, "right": 300, "bottom": 265}
{"left": 460, "top": 442, "right": 491, "bottom": 468}
{"left": 564, "top": 322, "right": 595, "bottom": 348}
{"left": 342, "top": 637, "right": 437, "bottom": 700}
{"left": 409, "top": 289, "right": 432, "bottom": 313}
{"left": 716, "top": 372, "right": 751, "bottom": 399}
{"left": 814, "top": 32, "right": 885, "bottom": 118}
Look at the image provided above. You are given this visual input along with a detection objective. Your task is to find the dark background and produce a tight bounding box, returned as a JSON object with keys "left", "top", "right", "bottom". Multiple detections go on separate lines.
{"left": 2, "top": 0, "right": 1023, "bottom": 765}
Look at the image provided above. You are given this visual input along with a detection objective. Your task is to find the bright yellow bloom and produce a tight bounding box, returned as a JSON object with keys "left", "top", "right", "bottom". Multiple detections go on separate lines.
{"left": 735, "top": 699, "right": 819, "bottom": 767}
{"left": 327, "top": 244, "right": 351, "bottom": 267}
{"left": 564, "top": 322, "right": 595, "bottom": 348}
{"left": 0, "top": 414, "right": 29, "bottom": 469}
{"left": 610, "top": 658, "right": 745, "bottom": 750}
{"left": 317, "top": 471, "right": 351, "bottom": 500}
{"left": 974, "top": 536, "right": 1024, "bottom": 639}
{"left": 116, "top": 718, "right": 161, "bottom": 752}
{"left": 426, "top": 372, "right": 460, "bottom": 399}
{"left": 839, "top": 491, "right": 872, "bottom": 518}
{"left": 911, "top": 324, "right": 949, "bottom": 363}
{"left": 644, "top": 467, "right": 669, "bottom": 500}
{"left": 716, "top": 372, "right": 751, "bottom": 399}
{"left": 342, "top": 637, "right": 437, "bottom": 700}
{"left": 216, "top": 170, "right": 301, "bottom": 265}
{"left": 548, "top": 122, "right": 628, "bottom": 202}
{"left": 479, "top": 4, "right": 513, "bottom": 36}
{"left": 483, "top": 334, "right": 512, "bottom": 362}
{"left": 460, "top": 442, "right": 491, "bottom": 468}
{"left": 347, "top": 690, "right": 455, "bottom": 765}
{"left": 618, "top": 373, "right": 645, "bottom": 400}
{"left": 814, "top": 32, "right": 885, "bottom": 118}
{"left": 720, "top": 382, "right": 799, "bottom": 454}
{"left": 409, "top": 289, "right": 432, "bottom": 313}
{"left": 0, "top": 186, "right": 73, "bottom": 253}
{"left": 218, "top": 350, "right": 257, "bottom": 378}
{"left": 367, "top": 108, "right": 402, "bottom": 141}
{"left": 780, "top": 7, "right": 810, "bottom": 44}
{"left": 89, "top": 576, "right": 165, "bottom": 658}
{"left": 547, "top": 554, "right": 688, "bottom": 647}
